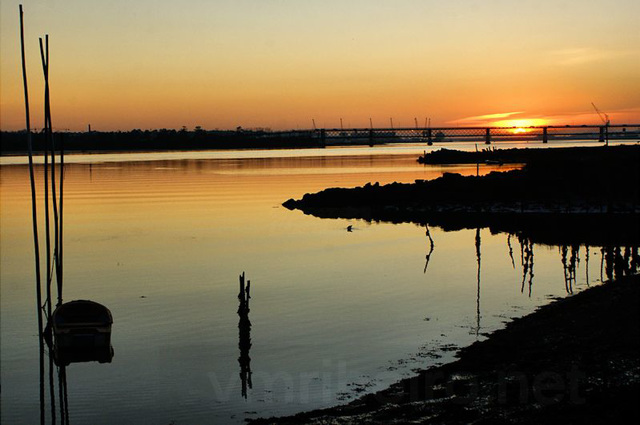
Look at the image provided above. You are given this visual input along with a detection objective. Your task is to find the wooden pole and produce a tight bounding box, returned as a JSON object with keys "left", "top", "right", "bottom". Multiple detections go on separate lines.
{"left": 58, "top": 133, "right": 64, "bottom": 305}
{"left": 39, "top": 34, "right": 57, "bottom": 425}
{"left": 39, "top": 35, "right": 63, "bottom": 305}
{"left": 19, "top": 5, "right": 46, "bottom": 424}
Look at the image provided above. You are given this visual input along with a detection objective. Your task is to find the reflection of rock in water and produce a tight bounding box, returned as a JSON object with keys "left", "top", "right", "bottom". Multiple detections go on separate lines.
{"left": 238, "top": 272, "right": 252, "bottom": 399}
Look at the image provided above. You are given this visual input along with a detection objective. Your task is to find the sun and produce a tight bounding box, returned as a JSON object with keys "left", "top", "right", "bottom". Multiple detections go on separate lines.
{"left": 492, "top": 118, "right": 548, "bottom": 134}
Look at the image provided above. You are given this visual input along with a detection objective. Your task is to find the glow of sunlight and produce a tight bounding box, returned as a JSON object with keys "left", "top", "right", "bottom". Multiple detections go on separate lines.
{"left": 492, "top": 118, "right": 548, "bottom": 133}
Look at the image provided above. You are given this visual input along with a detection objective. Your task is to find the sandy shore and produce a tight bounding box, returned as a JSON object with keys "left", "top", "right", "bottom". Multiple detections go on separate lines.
{"left": 250, "top": 274, "right": 639, "bottom": 424}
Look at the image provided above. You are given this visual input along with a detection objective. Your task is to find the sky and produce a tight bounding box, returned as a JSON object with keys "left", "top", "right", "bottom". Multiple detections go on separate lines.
{"left": 1, "top": 0, "right": 639, "bottom": 131}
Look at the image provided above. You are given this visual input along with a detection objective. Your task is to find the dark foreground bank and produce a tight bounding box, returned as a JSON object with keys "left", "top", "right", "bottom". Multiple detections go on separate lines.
{"left": 250, "top": 274, "right": 640, "bottom": 425}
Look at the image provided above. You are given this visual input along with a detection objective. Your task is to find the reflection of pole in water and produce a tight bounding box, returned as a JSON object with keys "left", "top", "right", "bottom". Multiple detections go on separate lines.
{"left": 600, "top": 247, "right": 605, "bottom": 282}
{"left": 526, "top": 240, "right": 534, "bottom": 297}
{"left": 607, "top": 245, "right": 640, "bottom": 280}
{"left": 598, "top": 245, "right": 640, "bottom": 282}
{"left": 238, "top": 272, "right": 252, "bottom": 399}
{"left": 561, "top": 245, "right": 573, "bottom": 294}
{"left": 571, "top": 245, "right": 580, "bottom": 286}
{"left": 517, "top": 236, "right": 535, "bottom": 296}
{"left": 629, "top": 247, "right": 640, "bottom": 275}
{"left": 585, "top": 245, "right": 590, "bottom": 286}
{"left": 604, "top": 246, "right": 614, "bottom": 281}
{"left": 423, "top": 225, "right": 435, "bottom": 274}
{"left": 623, "top": 247, "right": 631, "bottom": 276}
{"left": 57, "top": 365, "right": 69, "bottom": 425}
{"left": 561, "top": 245, "right": 580, "bottom": 293}
{"left": 614, "top": 247, "right": 624, "bottom": 279}
{"left": 632, "top": 247, "right": 640, "bottom": 270}
{"left": 507, "top": 234, "right": 515, "bottom": 269}
{"left": 520, "top": 237, "right": 529, "bottom": 295}
{"left": 475, "top": 228, "right": 481, "bottom": 337}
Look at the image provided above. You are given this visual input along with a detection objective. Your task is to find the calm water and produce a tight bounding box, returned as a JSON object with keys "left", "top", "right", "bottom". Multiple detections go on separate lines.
{"left": 0, "top": 141, "right": 627, "bottom": 424}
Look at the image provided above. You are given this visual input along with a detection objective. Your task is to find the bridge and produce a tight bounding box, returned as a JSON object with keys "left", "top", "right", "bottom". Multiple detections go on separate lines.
{"left": 309, "top": 124, "right": 640, "bottom": 146}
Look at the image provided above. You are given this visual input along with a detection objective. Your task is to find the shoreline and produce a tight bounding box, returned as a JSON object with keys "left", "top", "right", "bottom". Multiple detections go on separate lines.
{"left": 284, "top": 145, "right": 640, "bottom": 247}
{"left": 264, "top": 145, "right": 640, "bottom": 423}
{"left": 250, "top": 274, "right": 639, "bottom": 424}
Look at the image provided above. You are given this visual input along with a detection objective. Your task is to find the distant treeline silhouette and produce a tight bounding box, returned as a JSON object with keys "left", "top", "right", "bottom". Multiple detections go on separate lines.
{"left": 0, "top": 128, "right": 322, "bottom": 154}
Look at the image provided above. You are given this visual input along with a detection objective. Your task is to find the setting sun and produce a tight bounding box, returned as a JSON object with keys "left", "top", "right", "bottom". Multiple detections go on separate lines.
{"left": 492, "top": 118, "right": 548, "bottom": 134}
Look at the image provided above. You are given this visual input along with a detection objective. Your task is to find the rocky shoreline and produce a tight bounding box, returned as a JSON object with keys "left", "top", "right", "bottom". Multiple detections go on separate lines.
{"left": 283, "top": 146, "right": 640, "bottom": 246}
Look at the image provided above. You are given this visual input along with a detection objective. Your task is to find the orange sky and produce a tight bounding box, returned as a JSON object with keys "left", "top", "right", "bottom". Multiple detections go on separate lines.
{"left": 1, "top": 0, "right": 639, "bottom": 131}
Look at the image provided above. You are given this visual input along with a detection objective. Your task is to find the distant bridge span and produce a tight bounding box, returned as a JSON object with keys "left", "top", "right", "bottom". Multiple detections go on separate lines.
{"left": 309, "top": 124, "right": 639, "bottom": 146}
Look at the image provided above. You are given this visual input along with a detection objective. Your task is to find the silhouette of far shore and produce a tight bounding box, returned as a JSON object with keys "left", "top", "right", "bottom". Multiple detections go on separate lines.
{"left": 0, "top": 129, "right": 324, "bottom": 154}
{"left": 284, "top": 145, "right": 640, "bottom": 246}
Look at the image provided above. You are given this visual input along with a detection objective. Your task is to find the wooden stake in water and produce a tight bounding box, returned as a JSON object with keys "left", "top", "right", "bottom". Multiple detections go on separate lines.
{"left": 19, "top": 6, "right": 46, "bottom": 424}
{"left": 40, "top": 33, "right": 60, "bottom": 423}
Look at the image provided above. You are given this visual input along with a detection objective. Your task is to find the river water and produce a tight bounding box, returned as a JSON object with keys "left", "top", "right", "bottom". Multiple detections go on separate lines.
{"left": 0, "top": 141, "right": 631, "bottom": 424}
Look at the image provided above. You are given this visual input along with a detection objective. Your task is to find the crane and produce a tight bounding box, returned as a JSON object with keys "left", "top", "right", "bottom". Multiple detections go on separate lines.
{"left": 591, "top": 102, "right": 610, "bottom": 126}
{"left": 591, "top": 102, "right": 610, "bottom": 146}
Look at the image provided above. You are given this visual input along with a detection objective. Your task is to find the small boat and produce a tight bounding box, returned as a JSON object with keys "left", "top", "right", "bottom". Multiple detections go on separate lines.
{"left": 49, "top": 300, "right": 114, "bottom": 365}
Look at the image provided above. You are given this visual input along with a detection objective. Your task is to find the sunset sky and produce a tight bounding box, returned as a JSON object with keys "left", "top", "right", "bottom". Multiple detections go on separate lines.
{"left": 1, "top": 0, "right": 639, "bottom": 131}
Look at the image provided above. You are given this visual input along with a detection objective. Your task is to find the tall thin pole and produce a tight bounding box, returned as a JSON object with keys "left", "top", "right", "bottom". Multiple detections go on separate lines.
{"left": 39, "top": 34, "right": 58, "bottom": 424}
{"left": 19, "top": 5, "right": 46, "bottom": 425}
{"left": 475, "top": 228, "right": 481, "bottom": 337}
{"left": 40, "top": 36, "right": 62, "bottom": 302}
{"left": 57, "top": 133, "right": 64, "bottom": 305}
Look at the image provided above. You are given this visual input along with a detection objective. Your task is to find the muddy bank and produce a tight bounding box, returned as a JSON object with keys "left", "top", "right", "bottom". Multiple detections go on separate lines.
{"left": 250, "top": 274, "right": 640, "bottom": 425}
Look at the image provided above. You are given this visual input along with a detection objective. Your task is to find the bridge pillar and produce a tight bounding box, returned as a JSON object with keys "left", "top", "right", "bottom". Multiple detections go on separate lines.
{"left": 427, "top": 128, "right": 433, "bottom": 146}
{"left": 320, "top": 129, "right": 326, "bottom": 147}
{"left": 599, "top": 126, "right": 605, "bottom": 143}
{"left": 485, "top": 128, "right": 491, "bottom": 145}
{"left": 369, "top": 129, "right": 374, "bottom": 147}
{"left": 542, "top": 127, "right": 548, "bottom": 143}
